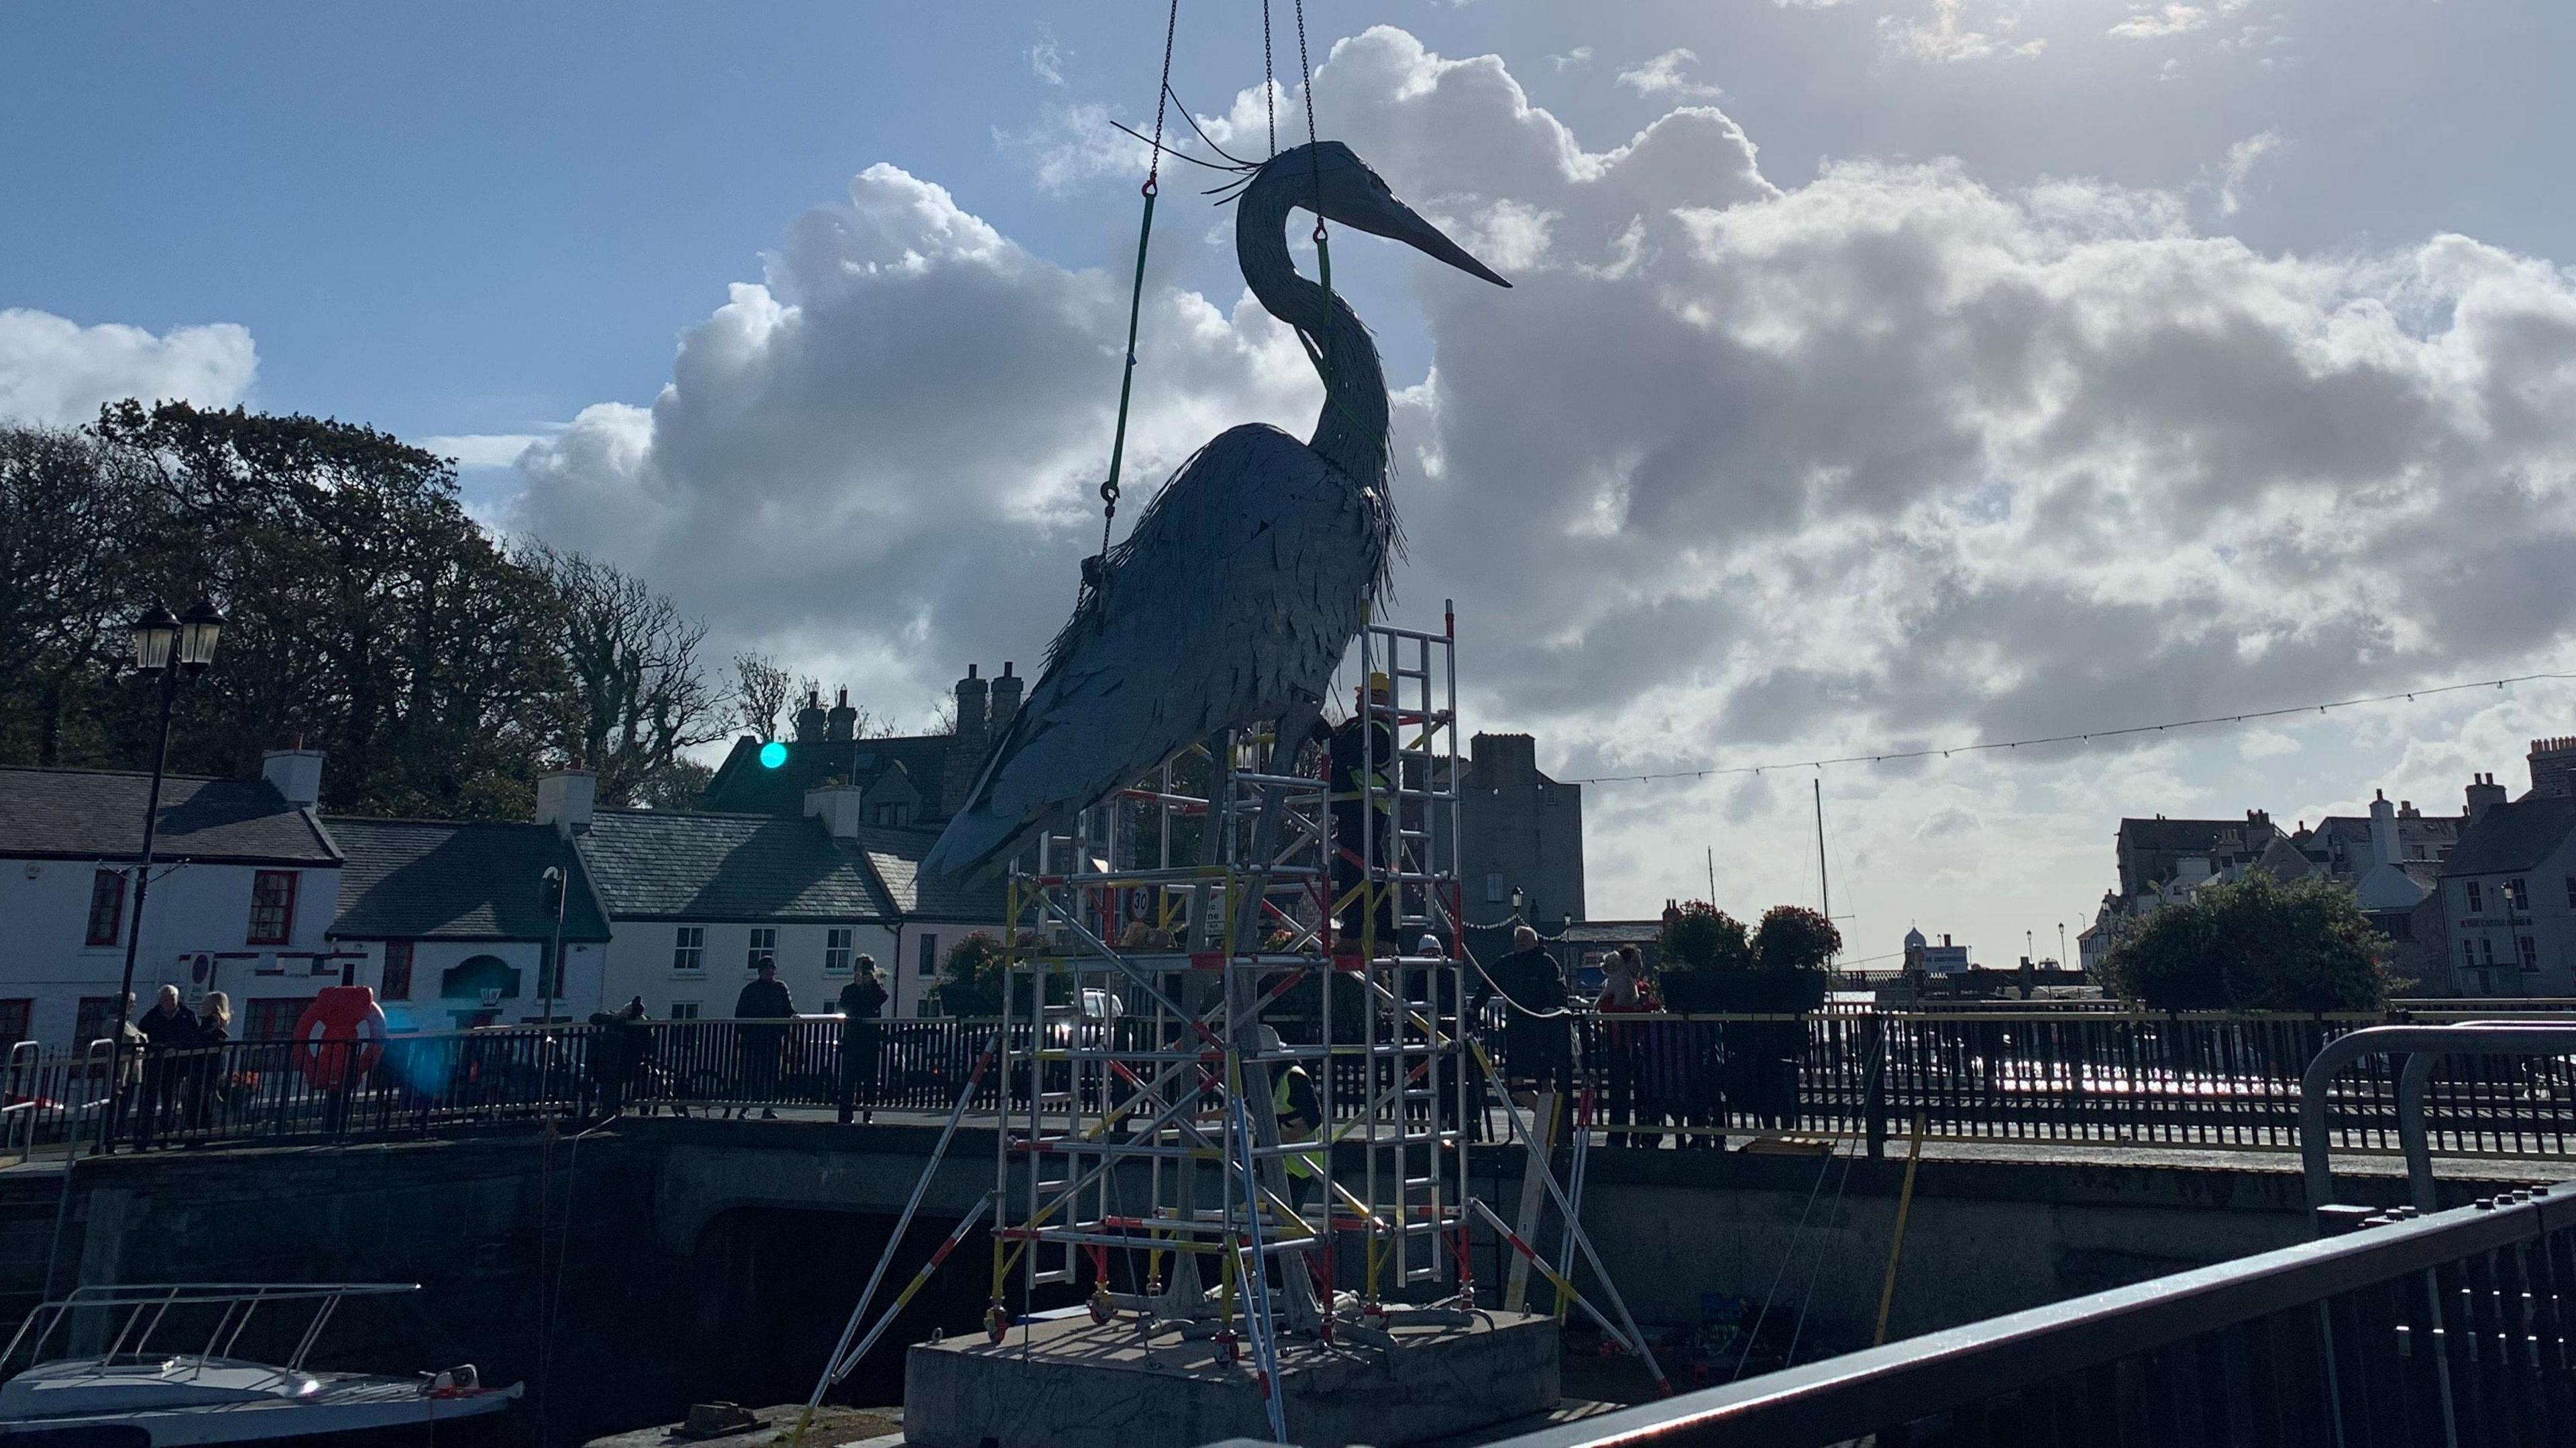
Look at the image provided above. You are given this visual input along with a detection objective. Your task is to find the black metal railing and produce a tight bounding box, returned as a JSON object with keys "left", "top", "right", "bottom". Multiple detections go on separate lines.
{"left": 1485, "top": 1180, "right": 2576, "bottom": 1447}
{"left": 15, "top": 1005, "right": 2576, "bottom": 1162}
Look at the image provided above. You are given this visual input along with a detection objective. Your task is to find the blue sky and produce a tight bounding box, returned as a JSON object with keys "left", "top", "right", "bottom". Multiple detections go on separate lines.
{"left": 9, "top": 2, "right": 2576, "bottom": 956}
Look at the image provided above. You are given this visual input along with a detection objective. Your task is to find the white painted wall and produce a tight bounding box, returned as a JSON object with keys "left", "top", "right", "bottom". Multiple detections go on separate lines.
{"left": 332, "top": 938, "right": 604, "bottom": 1030}
{"left": 597, "top": 920, "right": 900, "bottom": 1020}
{"left": 0, "top": 855, "right": 340, "bottom": 1050}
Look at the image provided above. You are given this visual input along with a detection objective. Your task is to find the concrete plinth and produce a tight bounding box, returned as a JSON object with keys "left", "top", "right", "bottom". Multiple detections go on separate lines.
{"left": 904, "top": 1311, "right": 1560, "bottom": 1448}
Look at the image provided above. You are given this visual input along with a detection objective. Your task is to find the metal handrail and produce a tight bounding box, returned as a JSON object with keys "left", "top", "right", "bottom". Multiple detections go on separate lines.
{"left": 2300, "top": 1023, "right": 2576, "bottom": 1218}
{"left": 1, "top": 1282, "right": 419, "bottom": 1374}
{"left": 1485, "top": 1181, "right": 2575, "bottom": 1447}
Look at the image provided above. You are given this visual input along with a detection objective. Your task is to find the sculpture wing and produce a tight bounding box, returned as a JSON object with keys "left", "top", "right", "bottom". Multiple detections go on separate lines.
{"left": 925, "top": 424, "right": 1379, "bottom": 882}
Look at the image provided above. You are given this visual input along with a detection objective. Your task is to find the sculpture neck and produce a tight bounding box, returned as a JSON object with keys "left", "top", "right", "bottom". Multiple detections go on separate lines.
{"left": 1237, "top": 174, "right": 1390, "bottom": 487}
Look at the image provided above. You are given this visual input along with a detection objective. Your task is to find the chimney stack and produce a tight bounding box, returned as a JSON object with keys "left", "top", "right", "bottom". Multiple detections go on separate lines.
{"left": 2467, "top": 772, "right": 2508, "bottom": 824}
{"left": 804, "top": 782, "right": 864, "bottom": 839}
{"left": 794, "top": 689, "right": 828, "bottom": 744}
{"left": 2368, "top": 789, "right": 2399, "bottom": 871}
{"left": 260, "top": 746, "right": 324, "bottom": 810}
{"left": 826, "top": 687, "right": 857, "bottom": 742}
{"left": 991, "top": 661, "right": 1023, "bottom": 733}
{"left": 2529, "top": 737, "right": 2576, "bottom": 798}
{"left": 955, "top": 664, "right": 988, "bottom": 738}
{"left": 536, "top": 768, "right": 597, "bottom": 838}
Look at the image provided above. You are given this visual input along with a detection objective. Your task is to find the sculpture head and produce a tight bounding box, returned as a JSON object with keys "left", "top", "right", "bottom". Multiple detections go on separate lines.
{"left": 1267, "top": 141, "right": 1511, "bottom": 288}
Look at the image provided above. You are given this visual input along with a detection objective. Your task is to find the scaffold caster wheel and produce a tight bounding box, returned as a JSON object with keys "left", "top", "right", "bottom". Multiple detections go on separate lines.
{"left": 985, "top": 1306, "right": 1010, "bottom": 1344}
{"left": 1088, "top": 1291, "right": 1114, "bottom": 1326}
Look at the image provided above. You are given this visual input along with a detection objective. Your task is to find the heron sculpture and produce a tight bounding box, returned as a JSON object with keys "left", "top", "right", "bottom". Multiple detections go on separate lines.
{"left": 925, "top": 142, "right": 1509, "bottom": 881}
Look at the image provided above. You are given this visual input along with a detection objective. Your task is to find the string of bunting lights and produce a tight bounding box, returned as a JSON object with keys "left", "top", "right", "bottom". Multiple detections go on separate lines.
{"left": 1558, "top": 669, "right": 2576, "bottom": 787}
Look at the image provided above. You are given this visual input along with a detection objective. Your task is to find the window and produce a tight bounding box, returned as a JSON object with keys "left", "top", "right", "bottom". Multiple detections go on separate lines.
{"left": 669, "top": 1001, "right": 700, "bottom": 1021}
{"left": 871, "top": 803, "right": 910, "bottom": 826}
{"left": 0, "top": 999, "right": 31, "bottom": 1050}
{"left": 74, "top": 996, "right": 123, "bottom": 1048}
{"left": 2565, "top": 875, "right": 2576, "bottom": 910}
{"left": 2467, "top": 881, "right": 2485, "bottom": 914}
{"left": 246, "top": 997, "right": 315, "bottom": 1040}
{"left": 2481, "top": 937, "right": 2497, "bottom": 966}
{"left": 246, "top": 871, "right": 298, "bottom": 946}
{"left": 916, "top": 999, "right": 937, "bottom": 1018}
{"left": 1485, "top": 873, "right": 1505, "bottom": 905}
{"left": 825, "top": 928, "right": 854, "bottom": 974}
{"left": 747, "top": 928, "right": 777, "bottom": 971}
{"left": 672, "top": 926, "right": 705, "bottom": 974}
{"left": 2521, "top": 936, "right": 2540, "bottom": 972}
{"left": 381, "top": 942, "right": 414, "bottom": 1001}
{"left": 2508, "top": 878, "right": 2530, "bottom": 911}
{"left": 2464, "top": 940, "right": 2477, "bottom": 971}
{"left": 85, "top": 870, "right": 125, "bottom": 947}
{"left": 917, "top": 932, "right": 939, "bottom": 978}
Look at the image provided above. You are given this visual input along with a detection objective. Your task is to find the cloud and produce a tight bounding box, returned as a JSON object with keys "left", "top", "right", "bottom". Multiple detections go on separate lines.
{"left": 1880, "top": 0, "right": 2047, "bottom": 63}
{"left": 2108, "top": 5, "right": 2210, "bottom": 40}
{"left": 0, "top": 308, "right": 256, "bottom": 427}
{"left": 994, "top": 102, "right": 1155, "bottom": 193}
{"left": 1550, "top": 46, "right": 1592, "bottom": 72}
{"left": 1878, "top": 1, "right": 2045, "bottom": 63}
{"left": 417, "top": 433, "right": 547, "bottom": 469}
{"left": 1615, "top": 49, "right": 1723, "bottom": 100}
{"left": 1028, "top": 24, "right": 1065, "bottom": 87}
{"left": 2217, "top": 130, "right": 2280, "bottom": 215}
{"left": 515, "top": 25, "right": 2576, "bottom": 899}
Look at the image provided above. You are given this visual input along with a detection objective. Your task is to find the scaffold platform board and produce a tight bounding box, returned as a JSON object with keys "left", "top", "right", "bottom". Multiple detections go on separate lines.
{"left": 906, "top": 1307, "right": 1560, "bottom": 1448}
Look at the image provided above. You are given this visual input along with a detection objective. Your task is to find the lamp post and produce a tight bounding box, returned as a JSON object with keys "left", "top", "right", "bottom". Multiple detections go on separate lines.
{"left": 539, "top": 865, "right": 568, "bottom": 1025}
{"left": 110, "top": 600, "right": 223, "bottom": 1149}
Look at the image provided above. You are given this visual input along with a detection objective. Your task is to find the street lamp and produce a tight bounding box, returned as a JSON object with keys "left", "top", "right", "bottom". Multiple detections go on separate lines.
{"left": 111, "top": 599, "right": 223, "bottom": 1148}
{"left": 539, "top": 865, "right": 568, "bottom": 1025}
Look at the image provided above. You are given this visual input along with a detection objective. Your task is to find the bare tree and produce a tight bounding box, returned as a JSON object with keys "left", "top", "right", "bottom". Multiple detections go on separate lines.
{"left": 731, "top": 652, "right": 794, "bottom": 740}
{"left": 523, "top": 543, "right": 725, "bottom": 807}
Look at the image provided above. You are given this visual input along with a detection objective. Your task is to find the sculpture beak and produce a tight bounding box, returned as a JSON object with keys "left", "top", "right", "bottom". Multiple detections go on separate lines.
{"left": 1349, "top": 195, "right": 1512, "bottom": 288}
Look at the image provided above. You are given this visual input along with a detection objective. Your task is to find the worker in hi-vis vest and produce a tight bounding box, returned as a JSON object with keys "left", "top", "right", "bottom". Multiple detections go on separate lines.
{"left": 1259, "top": 1027, "right": 1326, "bottom": 1211}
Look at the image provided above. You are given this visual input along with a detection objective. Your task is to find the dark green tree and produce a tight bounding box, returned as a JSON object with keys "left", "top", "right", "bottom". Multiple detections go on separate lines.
{"left": 2098, "top": 873, "right": 2390, "bottom": 1011}
{"left": 1750, "top": 905, "right": 1842, "bottom": 973}
{"left": 1658, "top": 901, "right": 1752, "bottom": 972}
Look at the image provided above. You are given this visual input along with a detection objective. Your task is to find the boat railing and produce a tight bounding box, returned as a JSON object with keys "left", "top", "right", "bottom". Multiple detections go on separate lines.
{"left": 1, "top": 1283, "right": 422, "bottom": 1376}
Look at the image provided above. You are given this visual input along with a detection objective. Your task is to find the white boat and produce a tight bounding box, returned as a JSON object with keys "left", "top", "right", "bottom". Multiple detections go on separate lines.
{"left": 0, "top": 1284, "right": 520, "bottom": 1445}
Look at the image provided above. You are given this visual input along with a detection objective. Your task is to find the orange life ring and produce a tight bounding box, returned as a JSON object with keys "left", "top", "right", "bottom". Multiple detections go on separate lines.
{"left": 291, "top": 985, "right": 387, "bottom": 1089}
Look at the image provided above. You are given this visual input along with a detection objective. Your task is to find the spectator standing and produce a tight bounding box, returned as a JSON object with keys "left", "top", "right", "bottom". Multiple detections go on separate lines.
{"left": 185, "top": 992, "right": 231, "bottom": 1134}
{"left": 837, "top": 958, "right": 889, "bottom": 1125}
{"left": 132, "top": 985, "right": 198, "bottom": 1148}
{"left": 733, "top": 963, "right": 796, "bottom": 1119}
{"left": 587, "top": 997, "right": 651, "bottom": 1120}
{"left": 1597, "top": 948, "right": 1652, "bottom": 1148}
{"left": 1472, "top": 926, "right": 1572, "bottom": 1103}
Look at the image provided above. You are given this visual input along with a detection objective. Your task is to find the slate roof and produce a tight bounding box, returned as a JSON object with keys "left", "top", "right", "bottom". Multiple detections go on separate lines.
{"left": 575, "top": 810, "right": 900, "bottom": 922}
{"left": 324, "top": 817, "right": 610, "bottom": 942}
{"left": 842, "top": 822, "right": 1006, "bottom": 924}
{"left": 699, "top": 734, "right": 964, "bottom": 820}
{"left": 2116, "top": 817, "right": 2275, "bottom": 852}
{"left": 0, "top": 767, "right": 339, "bottom": 865}
{"left": 2442, "top": 796, "right": 2576, "bottom": 879}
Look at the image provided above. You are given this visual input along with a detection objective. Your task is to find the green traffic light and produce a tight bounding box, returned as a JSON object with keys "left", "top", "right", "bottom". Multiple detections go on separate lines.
{"left": 759, "top": 740, "right": 788, "bottom": 769}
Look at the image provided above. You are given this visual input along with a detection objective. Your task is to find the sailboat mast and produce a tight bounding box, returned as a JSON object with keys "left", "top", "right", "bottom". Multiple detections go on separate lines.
{"left": 1814, "top": 778, "right": 1829, "bottom": 921}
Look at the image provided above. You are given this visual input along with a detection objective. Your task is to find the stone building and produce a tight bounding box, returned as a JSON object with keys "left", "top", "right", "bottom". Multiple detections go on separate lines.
{"left": 1457, "top": 732, "right": 1586, "bottom": 932}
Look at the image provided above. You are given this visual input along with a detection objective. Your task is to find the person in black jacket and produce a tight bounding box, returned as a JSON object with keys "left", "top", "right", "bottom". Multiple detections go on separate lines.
{"left": 586, "top": 997, "right": 651, "bottom": 1120}
{"left": 837, "top": 959, "right": 888, "bottom": 1125}
{"left": 132, "top": 985, "right": 199, "bottom": 1149}
{"left": 733, "top": 963, "right": 796, "bottom": 1118}
{"left": 1471, "top": 926, "right": 1572, "bottom": 1103}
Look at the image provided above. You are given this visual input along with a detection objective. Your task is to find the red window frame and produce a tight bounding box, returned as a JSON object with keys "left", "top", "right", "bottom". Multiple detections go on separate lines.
{"left": 85, "top": 869, "right": 127, "bottom": 947}
{"left": 248, "top": 871, "right": 299, "bottom": 946}
{"left": 381, "top": 941, "right": 414, "bottom": 1001}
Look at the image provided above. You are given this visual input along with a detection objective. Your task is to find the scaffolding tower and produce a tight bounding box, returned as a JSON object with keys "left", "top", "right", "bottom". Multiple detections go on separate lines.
{"left": 983, "top": 604, "right": 1472, "bottom": 1359}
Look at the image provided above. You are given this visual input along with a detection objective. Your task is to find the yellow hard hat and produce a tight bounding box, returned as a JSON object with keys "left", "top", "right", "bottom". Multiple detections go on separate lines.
{"left": 1364, "top": 671, "right": 1393, "bottom": 696}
